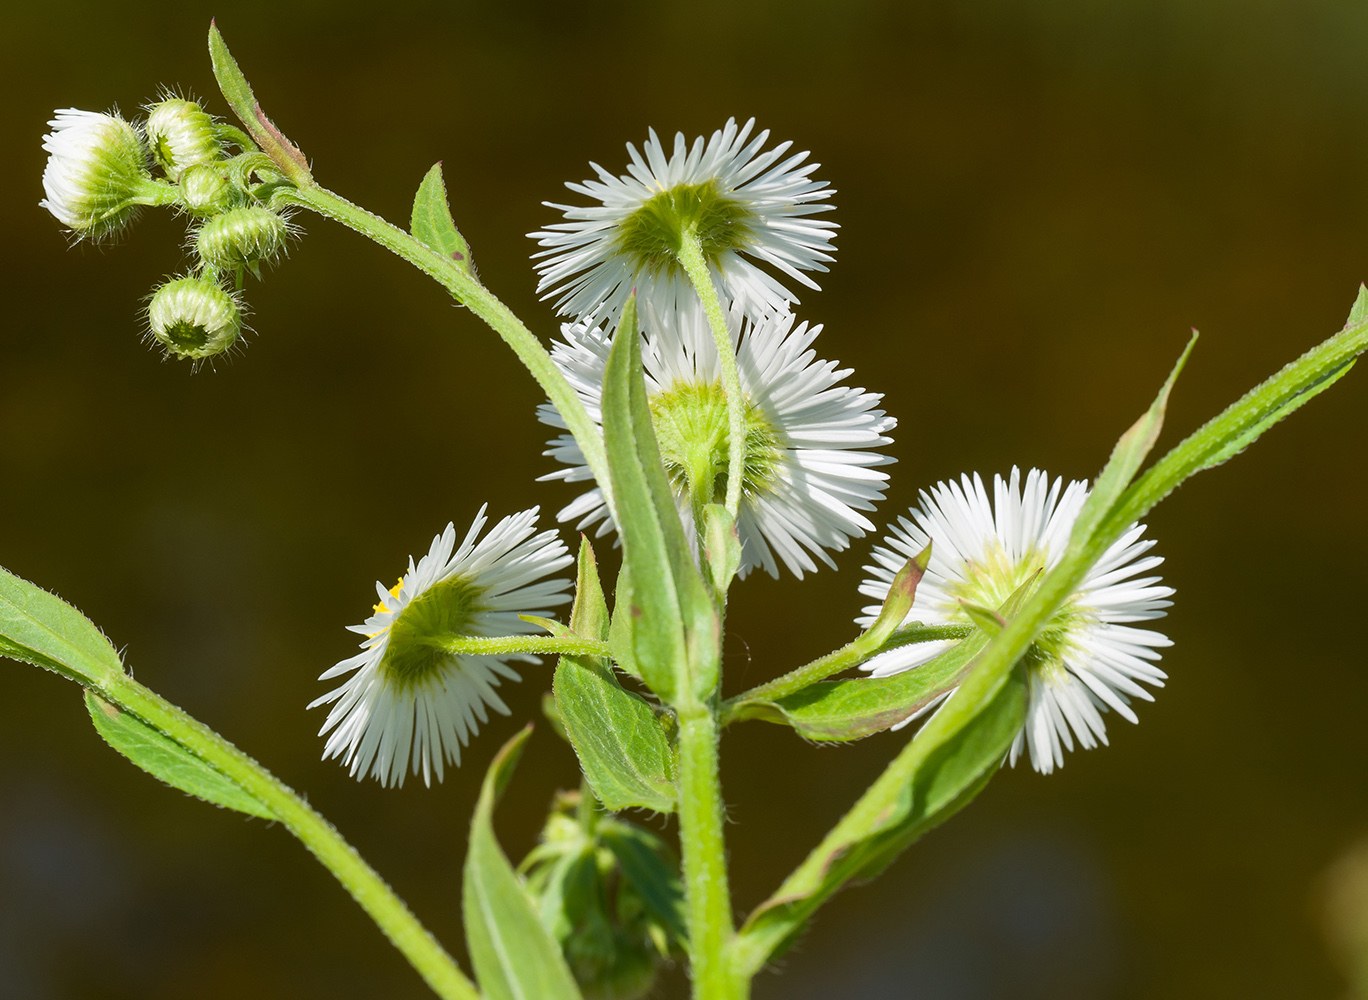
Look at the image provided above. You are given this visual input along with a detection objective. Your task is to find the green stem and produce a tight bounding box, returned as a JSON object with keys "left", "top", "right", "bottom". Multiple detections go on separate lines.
{"left": 280, "top": 183, "right": 612, "bottom": 507}
{"left": 720, "top": 623, "right": 973, "bottom": 723}
{"left": 675, "top": 706, "right": 738, "bottom": 999}
{"left": 427, "top": 634, "right": 613, "bottom": 658}
{"left": 98, "top": 671, "right": 478, "bottom": 1000}
{"left": 677, "top": 232, "right": 747, "bottom": 519}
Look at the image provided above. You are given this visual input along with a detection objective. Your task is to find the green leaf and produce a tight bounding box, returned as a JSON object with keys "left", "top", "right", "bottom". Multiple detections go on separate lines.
{"left": 411, "top": 163, "right": 474, "bottom": 273}
{"left": 701, "top": 504, "right": 741, "bottom": 595}
{"left": 207, "top": 21, "right": 312, "bottom": 185}
{"left": 862, "top": 544, "right": 932, "bottom": 648}
{"left": 555, "top": 661, "right": 677, "bottom": 813}
{"left": 463, "top": 726, "right": 584, "bottom": 1000}
{"left": 555, "top": 542, "right": 676, "bottom": 812}
{"left": 1069, "top": 332, "right": 1196, "bottom": 552}
{"left": 735, "top": 664, "right": 1028, "bottom": 970}
{"left": 598, "top": 819, "right": 687, "bottom": 945}
{"left": 0, "top": 566, "right": 123, "bottom": 686}
{"left": 756, "top": 629, "right": 987, "bottom": 742}
{"left": 85, "top": 691, "right": 276, "bottom": 819}
{"left": 601, "top": 294, "right": 717, "bottom": 703}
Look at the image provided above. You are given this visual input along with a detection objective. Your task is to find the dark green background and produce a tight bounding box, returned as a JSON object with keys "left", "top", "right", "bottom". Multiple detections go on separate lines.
{"left": 3, "top": 2, "right": 1366, "bottom": 997}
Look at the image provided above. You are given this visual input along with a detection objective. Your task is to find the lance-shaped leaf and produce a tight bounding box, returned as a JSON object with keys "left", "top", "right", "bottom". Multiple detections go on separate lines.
{"left": 207, "top": 21, "right": 312, "bottom": 185}
{"left": 733, "top": 662, "right": 1028, "bottom": 973}
{"left": 85, "top": 692, "right": 276, "bottom": 819}
{"left": 555, "top": 540, "right": 676, "bottom": 813}
{"left": 463, "top": 727, "right": 584, "bottom": 1000}
{"left": 601, "top": 294, "right": 718, "bottom": 704}
{"left": 701, "top": 504, "right": 741, "bottom": 595}
{"left": 411, "top": 163, "right": 474, "bottom": 273}
{"left": 0, "top": 566, "right": 123, "bottom": 686}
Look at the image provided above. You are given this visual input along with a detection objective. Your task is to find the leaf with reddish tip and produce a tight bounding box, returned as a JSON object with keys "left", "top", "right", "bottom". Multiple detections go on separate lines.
{"left": 863, "top": 543, "right": 931, "bottom": 648}
{"left": 208, "top": 21, "right": 312, "bottom": 185}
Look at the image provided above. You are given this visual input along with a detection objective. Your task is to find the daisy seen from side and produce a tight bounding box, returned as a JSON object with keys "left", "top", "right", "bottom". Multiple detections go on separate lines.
{"left": 858, "top": 467, "right": 1174, "bottom": 773}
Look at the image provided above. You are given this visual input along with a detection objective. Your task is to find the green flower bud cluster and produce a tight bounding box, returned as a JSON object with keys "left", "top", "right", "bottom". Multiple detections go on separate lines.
{"left": 522, "top": 790, "right": 684, "bottom": 1000}
{"left": 41, "top": 95, "right": 301, "bottom": 364}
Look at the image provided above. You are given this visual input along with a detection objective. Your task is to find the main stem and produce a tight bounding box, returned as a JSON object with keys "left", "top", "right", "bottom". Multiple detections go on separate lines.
{"left": 676, "top": 233, "right": 747, "bottom": 518}
{"left": 99, "top": 671, "right": 479, "bottom": 1000}
{"left": 675, "top": 703, "right": 741, "bottom": 999}
{"left": 280, "top": 184, "right": 612, "bottom": 508}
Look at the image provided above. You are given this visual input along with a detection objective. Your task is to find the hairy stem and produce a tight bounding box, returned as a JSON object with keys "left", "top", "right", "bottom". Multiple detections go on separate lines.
{"left": 280, "top": 183, "right": 612, "bottom": 509}
{"left": 676, "top": 706, "right": 739, "bottom": 999}
{"left": 428, "top": 633, "right": 613, "bottom": 658}
{"left": 676, "top": 233, "right": 747, "bottom": 519}
{"left": 98, "top": 670, "right": 478, "bottom": 1000}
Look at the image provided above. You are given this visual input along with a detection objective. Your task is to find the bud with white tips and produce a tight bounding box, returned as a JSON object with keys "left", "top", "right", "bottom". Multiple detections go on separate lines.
{"left": 195, "top": 205, "right": 291, "bottom": 271}
{"left": 146, "top": 275, "right": 242, "bottom": 361}
{"left": 145, "top": 98, "right": 222, "bottom": 180}
{"left": 40, "top": 109, "right": 165, "bottom": 239}
{"left": 178, "top": 163, "right": 237, "bottom": 216}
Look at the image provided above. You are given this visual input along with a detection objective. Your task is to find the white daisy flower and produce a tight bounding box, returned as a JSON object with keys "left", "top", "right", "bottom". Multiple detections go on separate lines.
{"left": 857, "top": 468, "right": 1174, "bottom": 774}
{"left": 311, "top": 506, "right": 572, "bottom": 787}
{"left": 40, "top": 109, "right": 156, "bottom": 238}
{"left": 529, "top": 117, "right": 837, "bottom": 328}
{"left": 539, "top": 303, "right": 895, "bottom": 579}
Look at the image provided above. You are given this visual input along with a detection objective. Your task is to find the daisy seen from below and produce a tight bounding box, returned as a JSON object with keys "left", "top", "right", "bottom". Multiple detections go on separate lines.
{"left": 857, "top": 467, "right": 1174, "bottom": 774}
{"left": 539, "top": 302, "right": 895, "bottom": 579}
{"left": 40, "top": 109, "right": 168, "bottom": 238}
{"left": 530, "top": 117, "right": 837, "bottom": 328}
{"left": 311, "top": 506, "right": 572, "bottom": 788}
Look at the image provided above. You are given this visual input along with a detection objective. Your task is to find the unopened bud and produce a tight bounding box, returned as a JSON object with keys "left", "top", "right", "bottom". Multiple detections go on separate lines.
{"left": 195, "top": 205, "right": 290, "bottom": 271}
{"left": 145, "top": 98, "right": 223, "bottom": 180}
{"left": 147, "top": 276, "right": 242, "bottom": 361}
{"left": 40, "top": 109, "right": 156, "bottom": 239}
{"left": 178, "top": 163, "right": 236, "bottom": 216}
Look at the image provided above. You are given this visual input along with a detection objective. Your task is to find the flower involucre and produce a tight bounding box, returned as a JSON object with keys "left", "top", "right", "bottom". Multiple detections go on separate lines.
{"left": 858, "top": 468, "right": 1174, "bottom": 773}
{"left": 530, "top": 118, "right": 837, "bottom": 327}
{"left": 40, "top": 109, "right": 154, "bottom": 238}
{"left": 311, "top": 506, "right": 572, "bottom": 787}
{"left": 540, "top": 304, "right": 895, "bottom": 579}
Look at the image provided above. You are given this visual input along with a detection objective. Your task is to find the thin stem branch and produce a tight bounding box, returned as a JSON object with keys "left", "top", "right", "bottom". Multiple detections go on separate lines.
{"left": 98, "top": 671, "right": 479, "bottom": 1000}
{"left": 280, "top": 183, "right": 612, "bottom": 510}
{"left": 676, "top": 233, "right": 746, "bottom": 519}
{"left": 720, "top": 623, "right": 974, "bottom": 723}
{"left": 427, "top": 633, "right": 613, "bottom": 658}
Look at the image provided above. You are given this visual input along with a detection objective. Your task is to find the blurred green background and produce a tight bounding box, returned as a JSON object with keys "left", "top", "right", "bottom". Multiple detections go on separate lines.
{"left": 3, "top": 1, "right": 1368, "bottom": 997}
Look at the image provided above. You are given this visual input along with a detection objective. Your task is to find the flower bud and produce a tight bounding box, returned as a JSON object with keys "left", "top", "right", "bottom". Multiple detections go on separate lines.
{"left": 40, "top": 109, "right": 154, "bottom": 239}
{"left": 178, "top": 163, "right": 236, "bottom": 216}
{"left": 195, "top": 205, "right": 290, "bottom": 271}
{"left": 146, "top": 276, "right": 242, "bottom": 361}
{"left": 145, "top": 98, "right": 223, "bottom": 180}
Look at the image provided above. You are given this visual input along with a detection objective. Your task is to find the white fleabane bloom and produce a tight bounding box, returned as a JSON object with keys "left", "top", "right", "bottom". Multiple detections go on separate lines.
{"left": 530, "top": 118, "right": 837, "bottom": 328}
{"left": 539, "top": 304, "right": 895, "bottom": 579}
{"left": 858, "top": 468, "right": 1174, "bottom": 774}
{"left": 311, "top": 506, "right": 572, "bottom": 788}
{"left": 40, "top": 109, "right": 154, "bottom": 238}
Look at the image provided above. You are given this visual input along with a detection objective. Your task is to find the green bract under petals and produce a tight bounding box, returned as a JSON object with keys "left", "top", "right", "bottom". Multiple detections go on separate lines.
{"left": 380, "top": 575, "right": 488, "bottom": 692}
{"left": 650, "top": 379, "right": 783, "bottom": 512}
{"left": 145, "top": 97, "right": 223, "bottom": 180}
{"left": 146, "top": 274, "right": 242, "bottom": 361}
{"left": 40, "top": 108, "right": 165, "bottom": 239}
{"left": 613, "top": 180, "right": 758, "bottom": 277}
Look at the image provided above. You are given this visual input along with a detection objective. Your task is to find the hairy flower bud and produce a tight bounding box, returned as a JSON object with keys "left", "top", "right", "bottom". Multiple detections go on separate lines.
{"left": 146, "top": 276, "right": 242, "bottom": 361}
{"left": 145, "top": 98, "right": 222, "bottom": 180}
{"left": 178, "top": 163, "right": 236, "bottom": 216}
{"left": 40, "top": 109, "right": 156, "bottom": 239}
{"left": 195, "top": 205, "right": 290, "bottom": 271}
